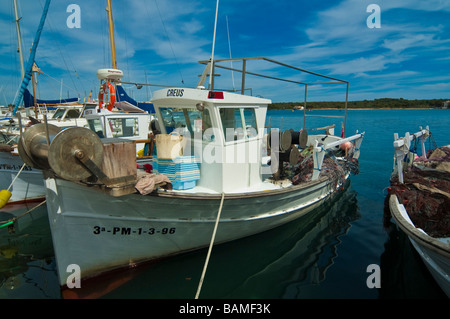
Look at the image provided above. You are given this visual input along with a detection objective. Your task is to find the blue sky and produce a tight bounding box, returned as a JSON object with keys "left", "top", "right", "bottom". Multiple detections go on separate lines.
{"left": 1, "top": 0, "right": 449, "bottom": 105}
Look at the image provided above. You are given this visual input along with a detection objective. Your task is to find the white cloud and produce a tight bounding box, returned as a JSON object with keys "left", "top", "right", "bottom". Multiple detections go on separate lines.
{"left": 1, "top": 0, "right": 450, "bottom": 104}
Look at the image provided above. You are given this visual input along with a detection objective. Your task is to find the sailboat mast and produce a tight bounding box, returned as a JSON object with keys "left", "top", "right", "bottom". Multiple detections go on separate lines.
{"left": 13, "top": 0, "right": 25, "bottom": 80}
{"left": 12, "top": 0, "right": 51, "bottom": 115}
{"left": 106, "top": 0, "right": 117, "bottom": 69}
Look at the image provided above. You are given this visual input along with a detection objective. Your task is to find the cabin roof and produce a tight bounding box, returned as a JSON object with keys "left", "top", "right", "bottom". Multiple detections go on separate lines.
{"left": 151, "top": 87, "right": 271, "bottom": 107}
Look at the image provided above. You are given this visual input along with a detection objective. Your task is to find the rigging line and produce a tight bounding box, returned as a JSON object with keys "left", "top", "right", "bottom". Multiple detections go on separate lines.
{"left": 226, "top": 16, "right": 235, "bottom": 91}
{"left": 40, "top": 72, "right": 81, "bottom": 96}
{"left": 117, "top": 0, "right": 131, "bottom": 78}
{"left": 35, "top": 0, "right": 81, "bottom": 96}
{"left": 153, "top": 0, "right": 185, "bottom": 84}
{"left": 8, "top": 1, "right": 22, "bottom": 101}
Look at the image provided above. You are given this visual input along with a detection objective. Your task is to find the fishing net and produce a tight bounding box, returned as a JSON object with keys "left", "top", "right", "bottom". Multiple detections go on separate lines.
{"left": 387, "top": 146, "right": 450, "bottom": 238}
{"left": 291, "top": 146, "right": 358, "bottom": 187}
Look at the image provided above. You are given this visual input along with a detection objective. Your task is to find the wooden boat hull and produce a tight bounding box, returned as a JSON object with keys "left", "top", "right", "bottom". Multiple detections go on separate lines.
{"left": 389, "top": 195, "right": 450, "bottom": 297}
{"left": 45, "top": 173, "right": 349, "bottom": 287}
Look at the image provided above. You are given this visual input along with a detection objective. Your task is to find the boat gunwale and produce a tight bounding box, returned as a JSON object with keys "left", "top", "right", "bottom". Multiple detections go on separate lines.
{"left": 389, "top": 194, "right": 450, "bottom": 259}
{"left": 150, "top": 174, "right": 334, "bottom": 200}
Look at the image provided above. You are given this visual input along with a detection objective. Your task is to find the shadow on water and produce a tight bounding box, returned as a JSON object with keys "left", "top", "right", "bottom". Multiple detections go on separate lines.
{"left": 0, "top": 202, "right": 59, "bottom": 299}
{"left": 83, "top": 183, "right": 361, "bottom": 299}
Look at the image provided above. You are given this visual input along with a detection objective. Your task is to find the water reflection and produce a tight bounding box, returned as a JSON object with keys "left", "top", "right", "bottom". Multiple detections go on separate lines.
{"left": 0, "top": 202, "right": 59, "bottom": 298}
{"left": 0, "top": 185, "right": 364, "bottom": 299}
{"left": 67, "top": 184, "right": 361, "bottom": 299}
{"left": 380, "top": 204, "right": 447, "bottom": 299}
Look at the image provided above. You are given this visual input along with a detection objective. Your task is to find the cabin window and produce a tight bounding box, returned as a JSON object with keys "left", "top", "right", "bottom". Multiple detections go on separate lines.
{"left": 87, "top": 119, "right": 105, "bottom": 138}
{"left": 220, "top": 108, "right": 243, "bottom": 142}
{"left": 220, "top": 108, "right": 258, "bottom": 142}
{"left": 52, "top": 109, "right": 66, "bottom": 119}
{"left": 67, "top": 110, "right": 81, "bottom": 118}
{"left": 160, "top": 107, "right": 212, "bottom": 138}
{"left": 51, "top": 109, "right": 81, "bottom": 119}
{"left": 107, "top": 118, "right": 139, "bottom": 137}
{"left": 243, "top": 109, "right": 258, "bottom": 138}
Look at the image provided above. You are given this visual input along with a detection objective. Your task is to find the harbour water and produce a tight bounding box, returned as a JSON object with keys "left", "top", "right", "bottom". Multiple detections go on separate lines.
{"left": 0, "top": 108, "right": 448, "bottom": 299}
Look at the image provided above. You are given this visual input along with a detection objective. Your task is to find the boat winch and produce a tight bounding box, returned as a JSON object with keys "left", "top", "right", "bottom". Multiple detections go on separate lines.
{"left": 18, "top": 124, "right": 137, "bottom": 196}
{"left": 267, "top": 129, "right": 307, "bottom": 179}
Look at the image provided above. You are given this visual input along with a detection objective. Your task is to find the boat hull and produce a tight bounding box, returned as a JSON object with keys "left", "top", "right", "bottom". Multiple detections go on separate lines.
{"left": 389, "top": 195, "right": 450, "bottom": 297}
{"left": 0, "top": 151, "right": 45, "bottom": 206}
{"left": 45, "top": 173, "right": 349, "bottom": 287}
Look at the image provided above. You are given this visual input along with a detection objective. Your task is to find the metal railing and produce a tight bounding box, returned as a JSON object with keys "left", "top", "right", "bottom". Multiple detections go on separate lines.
{"left": 197, "top": 57, "right": 350, "bottom": 136}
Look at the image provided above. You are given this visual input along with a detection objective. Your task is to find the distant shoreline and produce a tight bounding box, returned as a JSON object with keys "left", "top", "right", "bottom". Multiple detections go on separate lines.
{"left": 269, "top": 98, "right": 449, "bottom": 110}
{"left": 271, "top": 107, "right": 449, "bottom": 111}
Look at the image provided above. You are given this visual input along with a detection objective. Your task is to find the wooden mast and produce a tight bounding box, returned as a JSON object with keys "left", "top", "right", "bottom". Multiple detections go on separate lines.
{"left": 106, "top": 0, "right": 117, "bottom": 69}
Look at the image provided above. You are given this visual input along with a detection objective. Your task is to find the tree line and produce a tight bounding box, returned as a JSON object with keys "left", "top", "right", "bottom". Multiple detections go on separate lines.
{"left": 269, "top": 98, "right": 449, "bottom": 110}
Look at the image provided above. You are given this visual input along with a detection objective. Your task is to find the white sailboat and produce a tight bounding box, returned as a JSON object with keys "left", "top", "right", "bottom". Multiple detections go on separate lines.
{"left": 1, "top": 0, "right": 153, "bottom": 208}
{"left": 0, "top": 0, "right": 51, "bottom": 208}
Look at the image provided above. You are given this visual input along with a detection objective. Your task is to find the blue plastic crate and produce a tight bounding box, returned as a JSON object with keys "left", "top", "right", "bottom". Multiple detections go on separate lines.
{"left": 172, "top": 179, "right": 197, "bottom": 190}
{"left": 154, "top": 156, "right": 200, "bottom": 189}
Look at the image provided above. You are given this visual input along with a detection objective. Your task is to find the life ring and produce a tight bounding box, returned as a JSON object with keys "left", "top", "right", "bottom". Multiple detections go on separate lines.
{"left": 98, "top": 82, "right": 116, "bottom": 111}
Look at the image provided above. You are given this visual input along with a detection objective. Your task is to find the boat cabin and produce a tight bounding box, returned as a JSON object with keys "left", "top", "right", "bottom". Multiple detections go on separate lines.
{"left": 85, "top": 107, "right": 152, "bottom": 154}
{"left": 151, "top": 87, "right": 271, "bottom": 193}
{"left": 47, "top": 104, "right": 96, "bottom": 128}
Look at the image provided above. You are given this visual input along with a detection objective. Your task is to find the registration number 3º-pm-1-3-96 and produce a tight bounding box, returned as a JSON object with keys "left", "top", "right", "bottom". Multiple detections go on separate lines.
{"left": 93, "top": 226, "right": 176, "bottom": 235}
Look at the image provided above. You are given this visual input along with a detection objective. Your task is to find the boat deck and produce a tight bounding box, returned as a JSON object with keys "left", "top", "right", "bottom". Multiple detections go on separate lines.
{"left": 168, "top": 178, "right": 293, "bottom": 195}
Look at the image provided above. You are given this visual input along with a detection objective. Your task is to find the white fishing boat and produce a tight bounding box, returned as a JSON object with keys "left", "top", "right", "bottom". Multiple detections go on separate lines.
{"left": 387, "top": 126, "right": 450, "bottom": 297}
{"left": 17, "top": 56, "right": 364, "bottom": 287}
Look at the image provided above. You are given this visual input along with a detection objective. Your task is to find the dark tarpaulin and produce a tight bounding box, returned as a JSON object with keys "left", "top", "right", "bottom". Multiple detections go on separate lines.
{"left": 115, "top": 85, "right": 155, "bottom": 114}
{"left": 23, "top": 88, "right": 78, "bottom": 108}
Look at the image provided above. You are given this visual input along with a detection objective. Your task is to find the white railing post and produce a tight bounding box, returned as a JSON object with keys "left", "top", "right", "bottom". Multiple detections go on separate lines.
{"left": 311, "top": 132, "right": 364, "bottom": 181}
{"left": 393, "top": 126, "right": 430, "bottom": 184}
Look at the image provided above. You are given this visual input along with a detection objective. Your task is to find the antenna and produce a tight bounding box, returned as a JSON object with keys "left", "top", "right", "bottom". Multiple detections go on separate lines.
{"left": 209, "top": 0, "right": 220, "bottom": 89}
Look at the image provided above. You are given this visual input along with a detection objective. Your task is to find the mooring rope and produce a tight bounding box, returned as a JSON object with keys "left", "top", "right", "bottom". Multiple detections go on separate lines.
{"left": 195, "top": 192, "right": 225, "bottom": 299}
{"left": 7, "top": 163, "right": 27, "bottom": 191}
{"left": 0, "top": 200, "right": 47, "bottom": 229}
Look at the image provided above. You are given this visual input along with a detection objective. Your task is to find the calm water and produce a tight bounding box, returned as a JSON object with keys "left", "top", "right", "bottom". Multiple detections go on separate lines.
{"left": 0, "top": 108, "right": 448, "bottom": 299}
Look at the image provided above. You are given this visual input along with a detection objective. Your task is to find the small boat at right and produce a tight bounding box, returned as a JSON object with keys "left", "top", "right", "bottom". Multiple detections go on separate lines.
{"left": 387, "top": 126, "right": 450, "bottom": 297}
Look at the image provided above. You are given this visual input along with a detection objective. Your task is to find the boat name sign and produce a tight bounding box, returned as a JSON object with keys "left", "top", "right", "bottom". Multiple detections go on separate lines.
{"left": 166, "top": 89, "right": 184, "bottom": 97}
